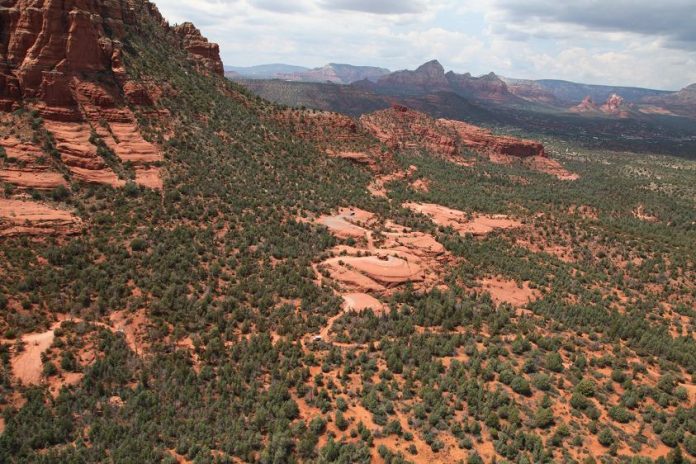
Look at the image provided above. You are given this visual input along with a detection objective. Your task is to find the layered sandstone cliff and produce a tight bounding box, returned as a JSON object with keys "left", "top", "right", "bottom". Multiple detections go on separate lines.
{"left": 0, "top": 0, "right": 222, "bottom": 194}
{"left": 360, "top": 105, "right": 545, "bottom": 160}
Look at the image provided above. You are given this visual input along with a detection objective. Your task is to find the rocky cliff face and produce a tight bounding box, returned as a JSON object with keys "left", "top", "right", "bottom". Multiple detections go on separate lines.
{"left": 270, "top": 103, "right": 573, "bottom": 178}
{"left": 173, "top": 22, "right": 224, "bottom": 76}
{"left": 601, "top": 93, "right": 625, "bottom": 113}
{"left": 502, "top": 78, "right": 558, "bottom": 105}
{"left": 359, "top": 104, "right": 545, "bottom": 160}
{"left": 373, "top": 60, "right": 517, "bottom": 103}
{"left": 0, "top": 0, "right": 130, "bottom": 112}
{"left": 0, "top": 0, "right": 222, "bottom": 197}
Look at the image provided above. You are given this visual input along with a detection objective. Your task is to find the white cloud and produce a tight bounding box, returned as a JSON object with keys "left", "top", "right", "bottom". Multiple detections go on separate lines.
{"left": 153, "top": 0, "right": 696, "bottom": 89}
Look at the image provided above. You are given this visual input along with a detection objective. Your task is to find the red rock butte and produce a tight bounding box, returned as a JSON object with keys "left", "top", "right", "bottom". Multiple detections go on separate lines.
{"left": 0, "top": 0, "right": 224, "bottom": 192}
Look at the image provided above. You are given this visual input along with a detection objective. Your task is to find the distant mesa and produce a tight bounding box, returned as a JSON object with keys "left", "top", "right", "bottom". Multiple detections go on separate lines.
{"left": 227, "top": 63, "right": 390, "bottom": 84}
{"left": 231, "top": 59, "right": 696, "bottom": 121}
{"left": 641, "top": 82, "right": 696, "bottom": 118}
{"left": 371, "top": 60, "right": 518, "bottom": 103}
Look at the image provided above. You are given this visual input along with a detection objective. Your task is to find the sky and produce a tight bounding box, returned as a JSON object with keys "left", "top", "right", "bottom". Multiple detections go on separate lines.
{"left": 155, "top": 0, "right": 696, "bottom": 90}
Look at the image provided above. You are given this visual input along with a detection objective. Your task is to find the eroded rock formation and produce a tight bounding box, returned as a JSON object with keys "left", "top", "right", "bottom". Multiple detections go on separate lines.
{"left": 571, "top": 96, "right": 600, "bottom": 113}
{"left": 0, "top": 0, "right": 222, "bottom": 195}
{"left": 173, "top": 22, "right": 224, "bottom": 76}
{"left": 0, "top": 199, "right": 82, "bottom": 236}
{"left": 437, "top": 118, "right": 545, "bottom": 159}
{"left": 571, "top": 93, "right": 632, "bottom": 118}
{"left": 359, "top": 105, "right": 459, "bottom": 157}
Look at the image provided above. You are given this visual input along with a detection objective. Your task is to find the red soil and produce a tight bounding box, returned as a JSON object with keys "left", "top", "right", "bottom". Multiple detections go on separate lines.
{"left": 109, "top": 309, "right": 150, "bottom": 355}
{"left": 477, "top": 276, "right": 540, "bottom": 307}
{"left": 9, "top": 322, "right": 61, "bottom": 385}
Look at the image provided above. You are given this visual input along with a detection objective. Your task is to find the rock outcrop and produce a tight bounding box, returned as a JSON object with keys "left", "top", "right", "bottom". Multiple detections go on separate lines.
{"left": 436, "top": 118, "right": 545, "bottom": 159}
{"left": 571, "top": 93, "right": 632, "bottom": 118}
{"left": 570, "top": 96, "right": 600, "bottom": 113}
{"left": 0, "top": 135, "right": 67, "bottom": 189}
{"left": 601, "top": 93, "right": 626, "bottom": 114}
{"left": 360, "top": 105, "right": 459, "bottom": 157}
{"left": 0, "top": 199, "right": 82, "bottom": 236}
{"left": 360, "top": 105, "right": 544, "bottom": 159}
{"left": 0, "top": 0, "right": 218, "bottom": 191}
{"left": 356, "top": 105, "right": 577, "bottom": 179}
{"left": 641, "top": 84, "right": 696, "bottom": 119}
{"left": 502, "top": 78, "right": 558, "bottom": 105}
{"left": 173, "top": 22, "right": 224, "bottom": 77}
{"left": 370, "top": 60, "right": 517, "bottom": 103}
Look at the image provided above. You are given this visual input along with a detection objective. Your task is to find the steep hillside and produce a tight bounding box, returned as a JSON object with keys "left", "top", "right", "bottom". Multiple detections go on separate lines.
{"left": 1, "top": 2, "right": 696, "bottom": 464}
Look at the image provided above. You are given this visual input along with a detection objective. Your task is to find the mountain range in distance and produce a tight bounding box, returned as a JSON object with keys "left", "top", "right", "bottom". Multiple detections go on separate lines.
{"left": 226, "top": 62, "right": 390, "bottom": 84}
{"left": 228, "top": 59, "right": 695, "bottom": 119}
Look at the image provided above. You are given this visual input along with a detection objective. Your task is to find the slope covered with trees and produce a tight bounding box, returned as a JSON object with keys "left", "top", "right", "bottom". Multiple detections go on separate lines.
{"left": 0, "top": 1, "right": 695, "bottom": 464}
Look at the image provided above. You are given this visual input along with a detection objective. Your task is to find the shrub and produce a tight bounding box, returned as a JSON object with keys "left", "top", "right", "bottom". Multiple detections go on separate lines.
{"left": 130, "top": 238, "right": 148, "bottom": 252}
{"left": 598, "top": 428, "right": 614, "bottom": 447}
{"left": 534, "top": 407, "right": 555, "bottom": 428}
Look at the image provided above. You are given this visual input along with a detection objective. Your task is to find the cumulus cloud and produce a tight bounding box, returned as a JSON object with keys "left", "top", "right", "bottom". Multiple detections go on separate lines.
{"left": 318, "top": 0, "right": 426, "bottom": 15}
{"left": 489, "top": 0, "right": 696, "bottom": 49}
{"left": 251, "top": 0, "right": 311, "bottom": 13}
{"left": 153, "top": 0, "right": 696, "bottom": 89}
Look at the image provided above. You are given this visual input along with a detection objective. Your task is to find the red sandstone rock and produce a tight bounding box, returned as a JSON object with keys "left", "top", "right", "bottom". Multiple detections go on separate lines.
{"left": 571, "top": 94, "right": 631, "bottom": 118}
{"left": 273, "top": 109, "right": 381, "bottom": 165}
{"left": 571, "top": 96, "right": 600, "bottom": 113}
{"left": 0, "top": 0, "right": 187, "bottom": 190}
{"left": 436, "top": 118, "right": 545, "bottom": 158}
{"left": 602, "top": 93, "right": 625, "bottom": 113}
{"left": 0, "top": 136, "right": 68, "bottom": 190}
{"left": 173, "top": 22, "right": 224, "bottom": 77}
{"left": 359, "top": 106, "right": 459, "bottom": 157}
{"left": 0, "top": 199, "right": 82, "bottom": 236}
{"left": 360, "top": 105, "right": 544, "bottom": 160}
